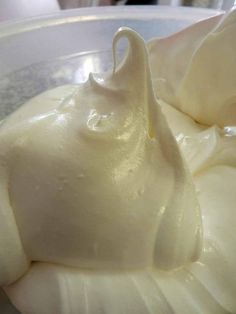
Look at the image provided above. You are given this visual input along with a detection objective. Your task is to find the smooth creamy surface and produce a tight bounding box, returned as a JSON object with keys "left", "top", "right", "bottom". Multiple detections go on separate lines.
{"left": 149, "top": 8, "right": 236, "bottom": 127}
{"left": 0, "top": 28, "right": 202, "bottom": 278}
{"left": 0, "top": 15, "right": 235, "bottom": 314}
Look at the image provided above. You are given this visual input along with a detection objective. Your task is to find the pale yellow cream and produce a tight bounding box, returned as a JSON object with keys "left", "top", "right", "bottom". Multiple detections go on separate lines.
{"left": 149, "top": 8, "right": 236, "bottom": 127}
{"left": 0, "top": 12, "right": 236, "bottom": 314}
{"left": 0, "top": 27, "right": 201, "bottom": 281}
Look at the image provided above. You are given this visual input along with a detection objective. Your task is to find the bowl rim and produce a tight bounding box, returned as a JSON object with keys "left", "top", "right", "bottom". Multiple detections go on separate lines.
{"left": 0, "top": 5, "right": 223, "bottom": 40}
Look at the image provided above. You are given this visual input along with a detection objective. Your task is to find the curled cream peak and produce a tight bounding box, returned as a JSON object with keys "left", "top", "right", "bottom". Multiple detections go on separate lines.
{"left": 0, "top": 28, "right": 202, "bottom": 286}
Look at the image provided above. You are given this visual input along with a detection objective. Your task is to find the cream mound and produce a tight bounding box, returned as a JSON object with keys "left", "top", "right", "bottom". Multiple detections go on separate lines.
{"left": 0, "top": 17, "right": 235, "bottom": 314}
{"left": 148, "top": 8, "right": 236, "bottom": 127}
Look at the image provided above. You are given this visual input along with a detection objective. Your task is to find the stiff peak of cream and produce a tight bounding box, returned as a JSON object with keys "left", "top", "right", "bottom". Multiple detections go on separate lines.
{"left": 0, "top": 28, "right": 202, "bottom": 288}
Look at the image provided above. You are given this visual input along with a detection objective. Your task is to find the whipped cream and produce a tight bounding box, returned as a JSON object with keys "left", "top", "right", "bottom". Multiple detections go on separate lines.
{"left": 0, "top": 10, "right": 236, "bottom": 314}
{"left": 0, "top": 27, "right": 202, "bottom": 287}
{"left": 149, "top": 8, "right": 236, "bottom": 127}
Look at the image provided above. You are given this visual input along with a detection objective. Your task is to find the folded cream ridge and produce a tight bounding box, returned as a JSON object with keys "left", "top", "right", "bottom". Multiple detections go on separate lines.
{"left": 148, "top": 8, "right": 236, "bottom": 127}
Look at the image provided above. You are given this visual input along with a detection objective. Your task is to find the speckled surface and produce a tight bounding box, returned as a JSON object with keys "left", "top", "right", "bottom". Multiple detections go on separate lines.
{"left": 0, "top": 49, "right": 115, "bottom": 121}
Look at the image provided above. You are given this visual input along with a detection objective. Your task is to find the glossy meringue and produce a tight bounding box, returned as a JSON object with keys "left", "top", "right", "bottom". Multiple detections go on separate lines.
{"left": 0, "top": 14, "right": 236, "bottom": 314}
{"left": 149, "top": 8, "right": 236, "bottom": 127}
